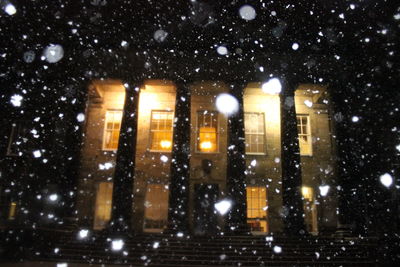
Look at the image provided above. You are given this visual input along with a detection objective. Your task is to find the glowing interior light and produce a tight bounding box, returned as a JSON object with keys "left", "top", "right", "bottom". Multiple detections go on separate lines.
{"left": 380, "top": 173, "right": 393, "bottom": 188}
{"left": 319, "top": 185, "right": 330, "bottom": 197}
{"left": 78, "top": 229, "right": 89, "bottom": 239}
{"left": 214, "top": 199, "right": 232, "bottom": 215}
{"left": 301, "top": 187, "right": 310, "bottom": 197}
{"left": 301, "top": 186, "right": 313, "bottom": 200}
{"left": 262, "top": 78, "right": 282, "bottom": 94}
{"left": 160, "top": 140, "right": 171, "bottom": 149}
{"left": 111, "top": 239, "right": 124, "bottom": 251}
{"left": 200, "top": 141, "right": 212, "bottom": 150}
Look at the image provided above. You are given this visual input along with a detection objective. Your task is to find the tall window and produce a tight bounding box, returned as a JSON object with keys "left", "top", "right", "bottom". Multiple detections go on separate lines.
{"left": 150, "top": 111, "right": 174, "bottom": 151}
{"left": 143, "top": 184, "right": 169, "bottom": 232}
{"left": 244, "top": 113, "right": 265, "bottom": 154}
{"left": 246, "top": 186, "right": 268, "bottom": 232}
{"left": 7, "top": 122, "right": 28, "bottom": 156}
{"left": 302, "top": 186, "right": 318, "bottom": 233}
{"left": 197, "top": 111, "right": 218, "bottom": 152}
{"left": 297, "top": 115, "right": 312, "bottom": 155}
{"left": 103, "top": 110, "right": 122, "bottom": 150}
{"left": 93, "top": 182, "right": 113, "bottom": 230}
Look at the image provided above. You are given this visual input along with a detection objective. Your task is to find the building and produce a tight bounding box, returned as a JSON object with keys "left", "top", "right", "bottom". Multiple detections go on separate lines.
{"left": 74, "top": 78, "right": 337, "bottom": 235}
{"left": 0, "top": 1, "right": 398, "bottom": 241}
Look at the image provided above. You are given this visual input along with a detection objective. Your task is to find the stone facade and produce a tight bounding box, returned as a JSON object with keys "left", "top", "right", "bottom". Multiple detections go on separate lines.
{"left": 76, "top": 79, "right": 337, "bottom": 234}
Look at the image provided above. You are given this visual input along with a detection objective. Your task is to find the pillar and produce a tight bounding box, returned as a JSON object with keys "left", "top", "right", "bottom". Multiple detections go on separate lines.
{"left": 225, "top": 81, "right": 249, "bottom": 234}
{"left": 110, "top": 84, "right": 139, "bottom": 232}
{"left": 167, "top": 81, "right": 191, "bottom": 233}
{"left": 280, "top": 77, "right": 306, "bottom": 236}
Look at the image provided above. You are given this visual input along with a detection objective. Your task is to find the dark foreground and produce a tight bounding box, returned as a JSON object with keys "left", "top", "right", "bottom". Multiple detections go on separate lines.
{"left": 1, "top": 228, "right": 400, "bottom": 266}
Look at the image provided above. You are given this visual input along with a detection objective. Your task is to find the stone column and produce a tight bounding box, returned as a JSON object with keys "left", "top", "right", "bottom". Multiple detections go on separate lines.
{"left": 110, "top": 84, "right": 139, "bottom": 232}
{"left": 225, "top": 81, "right": 249, "bottom": 234}
{"left": 280, "top": 78, "right": 306, "bottom": 236}
{"left": 167, "top": 81, "right": 191, "bottom": 233}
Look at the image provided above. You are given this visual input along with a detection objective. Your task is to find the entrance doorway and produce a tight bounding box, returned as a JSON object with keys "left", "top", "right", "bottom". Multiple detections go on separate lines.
{"left": 143, "top": 184, "right": 169, "bottom": 232}
{"left": 93, "top": 182, "right": 113, "bottom": 230}
{"left": 246, "top": 186, "right": 269, "bottom": 233}
{"left": 302, "top": 186, "right": 318, "bottom": 233}
{"left": 193, "top": 183, "right": 219, "bottom": 235}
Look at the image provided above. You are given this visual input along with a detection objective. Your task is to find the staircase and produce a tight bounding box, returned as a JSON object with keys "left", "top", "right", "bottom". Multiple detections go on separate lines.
{"left": 23, "top": 230, "right": 386, "bottom": 266}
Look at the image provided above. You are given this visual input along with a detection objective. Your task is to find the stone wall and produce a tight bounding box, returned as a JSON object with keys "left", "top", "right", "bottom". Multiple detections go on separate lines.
{"left": 76, "top": 80, "right": 338, "bottom": 234}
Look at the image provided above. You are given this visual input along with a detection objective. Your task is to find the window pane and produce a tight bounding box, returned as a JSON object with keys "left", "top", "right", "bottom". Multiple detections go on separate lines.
{"left": 103, "top": 111, "right": 122, "bottom": 150}
{"left": 197, "top": 111, "right": 218, "bottom": 152}
{"left": 244, "top": 113, "right": 265, "bottom": 154}
{"left": 144, "top": 184, "right": 169, "bottom": 231}
{"left": 246, "top": 186, "right": 268, "bottom": 233}
{"left": 94, "top": 182, "right": 113, "bottom": 230}
{"left": 150, "top": 111, "right": 173, "bottom": 151}
{"left": 297, "top": 115, "right": 312, "bottom": 155}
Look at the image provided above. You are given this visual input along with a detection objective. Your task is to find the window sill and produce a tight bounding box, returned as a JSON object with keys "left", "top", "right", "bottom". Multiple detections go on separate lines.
{"left": 195, "top": 151, "right": 220, "bottom": 154}
{"left": 101, "top": 149, "right": 118, "bottom": 153}
{"left": 148, "top": 150, "right": 172, "bottom": 153}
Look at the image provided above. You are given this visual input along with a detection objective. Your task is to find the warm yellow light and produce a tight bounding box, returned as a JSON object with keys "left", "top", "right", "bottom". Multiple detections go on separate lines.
{"left": 200, "top": 141, "right": 212, "bottom": 150}
{"left": 8, "top": 202, "right": 17, "bottom": 219}
{"left": 302, "top": 186, "right": 313, "bottom": 201}
{"left": 160, "top": 140, "right": 172, "bottom": 149}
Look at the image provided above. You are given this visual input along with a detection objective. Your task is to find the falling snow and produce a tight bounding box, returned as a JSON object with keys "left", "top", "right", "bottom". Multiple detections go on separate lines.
{"left": 0, "top": 1, "right": 399, "bottom": 266}
{"left": 4, "top": 4, "right": 16, "bottom": 15}
{"left": 43, "top": 44, "right": 64, "bottom": 63}
{"left": 239, "top": 5, "right": 256, "bottom": 21}
{"left": 262, "top": 78, "right": 282, "bottom": 94}
{"left": 10, "top": 94, "right": 23, "bottom": 107}
{"left": 215, "top": 93, "right": 239, "bottom": 116}
{"left": 379, "top": 173, "right": 393, "bottom": 188}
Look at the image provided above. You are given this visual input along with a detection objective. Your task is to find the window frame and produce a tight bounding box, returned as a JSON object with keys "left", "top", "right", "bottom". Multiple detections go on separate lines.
{"left": 297, "top": 114, "right": 313, "bottom": 156}
{"left": 246, "top": 185, "right": 268, "bottom": 233}
{"left": 148, "top": 110, "right": 174, "bottom": 153}
{"left": 93, "top": 181, "right": 113, "bottom": 230}
{"left": 195, "top": 110, "right": 220, "bottom": 154}
{"left": 6, "top": 122, "right": 28, "bottom": 157}
{"left": 143, "top": 183, "right": 169, "bottom": 232}
{"left": 102, "top": 109, "right": 123, "bottom": 151}
{"left": 244, "top": 112, "right": 266, "bottom": 155}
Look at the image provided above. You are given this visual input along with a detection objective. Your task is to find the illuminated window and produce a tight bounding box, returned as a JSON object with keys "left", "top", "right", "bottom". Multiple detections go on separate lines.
{"left": 302, "top": 186, "right": 318, "bottom": 233}
{"left": 297, "top": 115, "right": 312, "bottom": 155}
{"left": 103, "top": 110, "right": 122, "bottom": 151}
{"left": 7, "top": 122, "right": 28, "bottom": 156}
{"left": 94, "top": 182, "right": 113, "bottom": 230}
{"left": 246, "top": 186, "right": 268, "bottom": 233}
{"left": 150, "top": 111, "right": 174, "bottom": 151}
{"left": 8, "top": 202, "right": 17, "bottom": 220}
{"left": 197, "top": 111, "right": 218, "bottom": 152}
{"left": 244, "top": 113, "right": 265, "bottom": 154}
{"left": 143, "top": 184, "right": 169, "bottom": 232}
